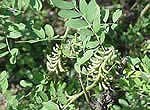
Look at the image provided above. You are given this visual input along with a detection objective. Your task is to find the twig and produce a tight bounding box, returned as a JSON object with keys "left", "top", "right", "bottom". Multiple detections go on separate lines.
{"left": 5, "top": 37, "right": 12, "bottom": 55}
{"left": 61, "top": 27, "right": 69, "bottom": 39}
{"left": 130, "top": 2, "right": 138, "bottom": 10}
{"left": 78, "top": 71, "right": 90, "bottom": 104}
{"left": 140, "top": 4, "right": 150, "bottom": 17}
{"left": 15, "top": 38, "right": 48, "bottom": 43}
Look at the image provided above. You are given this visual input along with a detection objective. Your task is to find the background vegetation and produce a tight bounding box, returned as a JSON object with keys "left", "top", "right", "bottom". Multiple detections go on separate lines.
{"left": 0, "top": 0, "right": 149, "bottom": 110}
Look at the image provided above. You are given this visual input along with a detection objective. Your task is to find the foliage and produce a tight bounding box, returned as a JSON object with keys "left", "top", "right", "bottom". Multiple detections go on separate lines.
{"left": 0, "top": 0, "right": 149, "bottom": 110}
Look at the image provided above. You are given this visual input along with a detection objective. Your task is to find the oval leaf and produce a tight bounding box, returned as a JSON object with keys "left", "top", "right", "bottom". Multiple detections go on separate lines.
{"left": 86, "top": 41, "right": 99, "bottom": 49}
{"left": 10, "top": 48, "right": 19, "bottom": 56}
{"left": 32, "top": 27, "right": 45, "bottom": 39}
{"left": 51, "top": 0, "right": 74, "bottom": 9}
{"left": 20, "top": 80, "right": 33, "bottom": 88}
{"left": 119, "top": 99, "right": 129, "bottom": 107}
{"left": 0, "top": 71, "right": 8, "bottom": 91}
{"left": 79, "top": 0, "right": 88, "bottom": 14}
{"left": 93, "top": 6, "right": 101, "bottom": 32}
{"left": 0, "top": 43, "right": 6, "bottom": 50}
{"left": 112, "top": 9, "right": 122, "bottom": 23}
{"left": 41, "top": 101, "right": 59, "bottom": 110}
{"left": 86, "top": 0, "right": 98, "bottom": 23}
{"left": 99, "top": 32, "right": 105, "bottom": 44}
{"left": 9, "top": 55, "right": 16, "bottom": 64}
{"left": 44, "top": 24, "right": 54, "bottom": 39}
{"left": 78, "top": 50, "right": 93, "bottom": 65}
{"left": 74, "top": 63, "right": 81, "bottom": 73}
{"left": 58, "top": 10, "right": 81, "bottom": 19}
{"left": 103, "top": 9, "right": 109, "bottom": 23}
{"left": 7, "top": 31, "right": 22, "bottom": 39}
{"left": 65, "top": 18, "right": 88, "bottom": 29}
{"left": 0, "top": 51, "right": 9, "bottom": 58}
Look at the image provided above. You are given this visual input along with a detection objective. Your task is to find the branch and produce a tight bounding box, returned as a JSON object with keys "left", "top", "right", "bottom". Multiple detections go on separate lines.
{"left": 140, "top": 4, "right": 150, "bottom": 17}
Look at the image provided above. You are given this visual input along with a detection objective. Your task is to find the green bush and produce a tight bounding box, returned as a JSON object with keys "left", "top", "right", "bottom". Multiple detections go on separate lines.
{"left": 0, "top": 0, "right": 149, "bottom": 110}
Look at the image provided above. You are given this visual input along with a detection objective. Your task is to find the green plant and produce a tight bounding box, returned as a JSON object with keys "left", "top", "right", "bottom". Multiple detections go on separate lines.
{"left": 0, "top": 0, "right": 149, "bottom": 110}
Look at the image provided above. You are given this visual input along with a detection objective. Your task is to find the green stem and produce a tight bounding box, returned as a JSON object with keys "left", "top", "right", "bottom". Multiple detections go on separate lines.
{"left": 78, "top": 71, "right": 90, "bottom": 104}
{"left": 62, "top": 27, "right": 69, "bottom": 39}
{"left": 15, "top": 38, "right": 48, "bottom": 43}
{"left": 5, "top": 37, "right": 12, "bottom": 55}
